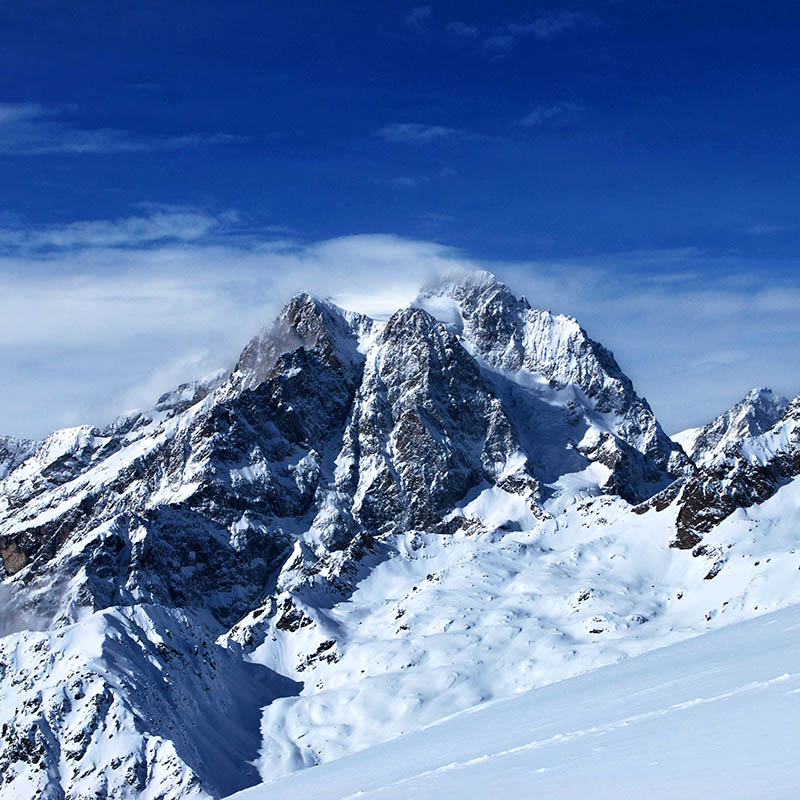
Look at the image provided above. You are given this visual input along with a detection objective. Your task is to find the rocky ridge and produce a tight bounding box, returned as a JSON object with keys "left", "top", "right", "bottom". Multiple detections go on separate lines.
{"left": 673, "top": 387, "right": 788, "bottom": 467}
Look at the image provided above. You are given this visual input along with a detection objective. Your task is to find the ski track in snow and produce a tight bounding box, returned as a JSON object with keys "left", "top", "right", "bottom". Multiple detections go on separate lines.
{"left": 232, "top": 604, "right": 800, "bottom": 800}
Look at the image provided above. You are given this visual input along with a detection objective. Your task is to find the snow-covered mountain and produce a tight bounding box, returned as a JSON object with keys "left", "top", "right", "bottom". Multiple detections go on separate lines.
{"left": 673, "top": 387, "right": 788, "bottom": 467}
{"left": 0, "top": 272, "right": 798, "bottom": 799}
{"left": 0, "top": 436, "right": 39, "bottom": 482}
{"left": 654, "top": 390, "right": 800, "bottom": 551}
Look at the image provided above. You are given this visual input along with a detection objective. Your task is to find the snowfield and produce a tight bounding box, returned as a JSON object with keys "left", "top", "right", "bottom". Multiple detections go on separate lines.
{"left": 245, "top": 474, "right": 800, "bottom": 780}
{"left": 232, "top": 600, "right": 800, "bottom": 800}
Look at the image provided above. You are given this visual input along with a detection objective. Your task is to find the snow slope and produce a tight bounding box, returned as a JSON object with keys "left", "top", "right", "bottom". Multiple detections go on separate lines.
{"left": 243, "top": 473, "right": 800, "bottom": 780}
{"left": 232, "top": 600, "right": 800, "bottom": 800}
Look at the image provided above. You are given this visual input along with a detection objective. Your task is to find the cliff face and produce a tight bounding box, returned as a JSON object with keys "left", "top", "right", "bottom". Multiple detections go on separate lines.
{"left": 673, "top": 387, "right": 788, "bottom": 467}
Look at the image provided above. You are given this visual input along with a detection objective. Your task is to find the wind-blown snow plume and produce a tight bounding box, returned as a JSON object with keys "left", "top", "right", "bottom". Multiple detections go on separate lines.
{"left": 0, "top": 582, "right": 45, "bottom": 637}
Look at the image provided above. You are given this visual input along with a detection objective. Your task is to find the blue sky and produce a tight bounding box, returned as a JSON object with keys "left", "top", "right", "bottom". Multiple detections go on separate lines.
{"left": 1, "top": 1, "right": 800, "bottom": 437}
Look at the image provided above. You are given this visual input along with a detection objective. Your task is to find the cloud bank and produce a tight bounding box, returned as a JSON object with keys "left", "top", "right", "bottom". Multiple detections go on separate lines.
{"left": 0, "top": 208, "right": 798, "bottom": 439}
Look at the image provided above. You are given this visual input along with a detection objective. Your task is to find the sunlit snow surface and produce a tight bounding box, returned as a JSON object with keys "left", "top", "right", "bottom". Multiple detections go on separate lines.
{"left": 232, "top": 601, "right": 800, "bottom": 800}
{"left": 245, "top": 475, "right": 800, "bottom": 780}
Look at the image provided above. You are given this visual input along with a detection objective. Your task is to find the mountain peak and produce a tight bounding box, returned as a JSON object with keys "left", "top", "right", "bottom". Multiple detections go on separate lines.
{"left": 743, "top": 386, "right": 788, "bottom": 409}
{"left": 783, "top": 392, "right": 800, "bottom": 420}
{"left": 674, "top": 386, "right": 789, "bottom": 466}
{"left": 415, "top": 270, "right": 530, "bottom": 325}
{"left": 229, "top": 293, "right": 364, "bottom": 392}
{"left": 415, "top": 269, "right": 687, "bottom": 487}
{"left": 418, "top": 268, "right": 503, "bottom": 294}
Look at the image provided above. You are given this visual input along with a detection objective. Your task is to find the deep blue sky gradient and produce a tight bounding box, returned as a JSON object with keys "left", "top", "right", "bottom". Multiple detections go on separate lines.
{"left": 3, "top": 0, "right": 800, "bottom": 262}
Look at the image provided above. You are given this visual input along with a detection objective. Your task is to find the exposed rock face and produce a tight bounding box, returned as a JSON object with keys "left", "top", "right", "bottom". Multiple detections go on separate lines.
{"left": 673, "top": 387, "right": 789, "bottom": 467}
{"left": 334, "top": 306, "right": 530, "bottom": 536}
{"left": 416, "top": 273, "right": 691, "bottom": 501}
{"left": 0, "top": 272, "right": 795, "bottom": 799}
{"left": 650, "top": 392, "right": 800, "bottom": 549}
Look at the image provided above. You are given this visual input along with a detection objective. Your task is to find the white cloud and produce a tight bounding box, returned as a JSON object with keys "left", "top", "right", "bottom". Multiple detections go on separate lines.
{"left": 0, "top": 212, "right": 797, "bottom": 439}
{"left": 0, "top": 103, "right": 49, "bottom": 125}
{"left": 376, "top": 123, "right": 462, "bottom": 143}
{"left": 0, "top": 102, "right": 245, "bottom": 156}
{"left": 475, "top": 10, "right": 601, "bottom": 55}
{"left": 507, "top": 11, "right": 601, "bottom": 40}
{"left": 0, "top": 219, "right": 468, "bottom": 437}
{"left": 518, "top": 103, "right": 583, "bottom": 127}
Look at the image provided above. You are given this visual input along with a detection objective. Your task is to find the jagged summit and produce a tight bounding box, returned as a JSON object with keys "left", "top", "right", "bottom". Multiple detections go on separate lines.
{"left": 417, "top": 271, "right": 630, "bottom": 400}
{"left": 0, "top": 435, "right": 39, "bottom": 481}
{"left": 417, "top": 271, "right": 689, "bottom": 488}
{"left": 418, "top": 267, "right": 518, "bottom": 296}
{"left": 673, "top": 387, "right": 789, "bottom": 467}
{"left": 645, "top": 386, "right": 800, "bottom": 550}
{"left": 228, "top": 292, "right": 368, "bottom": 394}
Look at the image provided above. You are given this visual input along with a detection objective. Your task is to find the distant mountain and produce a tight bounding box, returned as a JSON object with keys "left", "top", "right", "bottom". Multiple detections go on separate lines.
{"left": 673, "top": 387, "right": 788, "bottom": 467}
{"left": 656, "top": 391, "right": 800, "bottom": 551}
{"left": 0, "top": 272, "right": 798, "bottom": 800}
{"left": 0, "top": 435, "right": 39, "bottom": 481}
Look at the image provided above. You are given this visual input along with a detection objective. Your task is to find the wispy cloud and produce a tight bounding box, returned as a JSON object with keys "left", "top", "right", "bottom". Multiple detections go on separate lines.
{"left": 405, "top": 6, "right": 432, "bottom": 28}
{"left": 376, "top": 122, "right": 462, "bottom": 143}
{"left": 419, "top": 212, "right": 455, "bottom": 225}
{"left": 0, "top": 102, "right": 245, "bottom": 156}
{"left": 482, "top": 34, "right": 517, "bottom": 53}
{"left": 506, "top": 11, "right": 601, "bottom": 40}
{"left": 440, "top": 10, "right": 602, "bottom": 56}
{"left": 0, "top": 215, "right": 797, "bottom": 439}
{"left": 746, "top": 224, "right": 786, "bottom": 236}
{"left": 518, "top": 103, "right": 584, "bottom": 127}
{"left": 445, "top": 21, "right": 479, "bottom": 39}
{"left": 387, "top": 176, "right": 424, "bottom": 188}
{"left": 0, "top": 209, "right": 234, "bottom": 250}
{"left": 377, "top": 169, "right": 456, "bottom": 190}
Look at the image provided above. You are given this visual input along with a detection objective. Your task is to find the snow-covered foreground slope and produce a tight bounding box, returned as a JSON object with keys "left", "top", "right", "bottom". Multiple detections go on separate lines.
{"left": 232, "top": 600, "right": 800, "bottom": 800}
{"left": 242, "top": 473, "right": 800, "bottom": 778}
